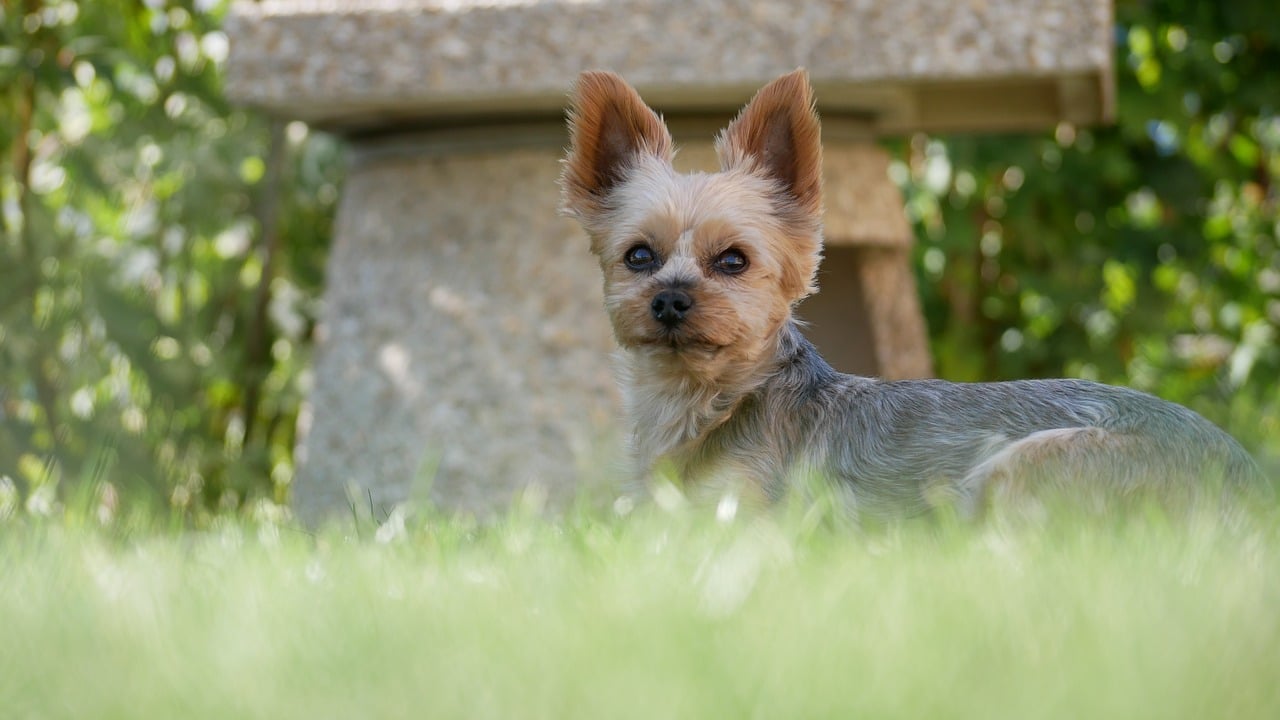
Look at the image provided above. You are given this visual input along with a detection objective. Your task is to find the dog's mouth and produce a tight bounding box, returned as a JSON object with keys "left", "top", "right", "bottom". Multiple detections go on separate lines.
{"left": 607, "top": 305, "right": 731, "bottom": 354}
{"left": 634, "top": 330, "right": 727, "bottom": 354}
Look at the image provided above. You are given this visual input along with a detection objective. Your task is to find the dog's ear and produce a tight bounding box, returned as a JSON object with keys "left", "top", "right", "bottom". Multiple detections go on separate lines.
{"left": 716, "top": 69, "right": 823, "bottom": 221}
{"left": 561, "top": 71, "right": 673, "bottom": 223}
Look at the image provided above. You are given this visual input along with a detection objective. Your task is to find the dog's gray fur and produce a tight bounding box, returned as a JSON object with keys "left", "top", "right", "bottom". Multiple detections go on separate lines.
{"left": 673, "top": 321, "right": 1265, "bottom": 515}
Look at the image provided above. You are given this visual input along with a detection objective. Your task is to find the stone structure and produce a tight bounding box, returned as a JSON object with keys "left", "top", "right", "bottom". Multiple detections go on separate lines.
{"left": 224, "top": 0, "right": 1115, "bottom": 521}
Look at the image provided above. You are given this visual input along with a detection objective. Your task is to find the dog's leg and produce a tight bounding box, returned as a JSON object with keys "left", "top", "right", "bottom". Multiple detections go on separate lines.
{"left": 967, "top": 427, "right": 1143, "bottom": 518}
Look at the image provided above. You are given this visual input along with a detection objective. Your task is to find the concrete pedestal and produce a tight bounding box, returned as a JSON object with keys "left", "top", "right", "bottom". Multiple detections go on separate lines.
{"left": 294, "top": 142, "right": 617, "bottom": 521}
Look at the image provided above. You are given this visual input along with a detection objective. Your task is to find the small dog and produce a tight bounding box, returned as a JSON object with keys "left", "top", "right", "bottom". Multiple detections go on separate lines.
{"left": 560, "top": 69, "right": 1265, "bottom": 516}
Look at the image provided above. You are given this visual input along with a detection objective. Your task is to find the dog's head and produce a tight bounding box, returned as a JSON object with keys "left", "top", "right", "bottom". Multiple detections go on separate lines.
{"left": 561, "top": 70, "right": 824, "bottom": 378}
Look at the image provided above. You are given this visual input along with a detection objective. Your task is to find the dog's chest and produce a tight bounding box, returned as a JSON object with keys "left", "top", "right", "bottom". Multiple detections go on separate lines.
{"left": 629, "top": 386, "right": 794, "bottom": 493}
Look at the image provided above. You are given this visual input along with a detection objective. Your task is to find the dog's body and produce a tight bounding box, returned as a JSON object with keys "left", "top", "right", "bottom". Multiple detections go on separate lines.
{"left": 560, "top": 69, "right": 1264, "bottom": 516}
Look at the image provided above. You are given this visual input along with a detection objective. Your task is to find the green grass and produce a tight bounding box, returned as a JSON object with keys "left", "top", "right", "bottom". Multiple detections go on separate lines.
{"left": 2, "top": 499, "right": 1278, "bottom": 719}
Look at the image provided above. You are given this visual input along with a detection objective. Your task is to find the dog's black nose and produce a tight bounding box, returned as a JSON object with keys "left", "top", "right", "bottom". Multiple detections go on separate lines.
{"left": 651, "top": 289, "right": 694, "bottom": 327}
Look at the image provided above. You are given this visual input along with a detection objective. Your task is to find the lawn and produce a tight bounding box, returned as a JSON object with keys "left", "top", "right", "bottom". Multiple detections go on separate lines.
{"left": 2, "top": 497, "right": 1278, "bottom": 719}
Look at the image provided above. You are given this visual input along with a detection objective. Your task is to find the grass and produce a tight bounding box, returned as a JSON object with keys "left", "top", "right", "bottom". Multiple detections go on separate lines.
{"left": 2, "top": 496, "right": 1278, "bottom": 720}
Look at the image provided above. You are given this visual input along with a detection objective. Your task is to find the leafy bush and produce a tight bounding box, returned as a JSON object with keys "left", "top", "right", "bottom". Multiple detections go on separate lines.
{"left": 899, "top": 0, "right": 1279, "bottom": 459}
{"left": 1, "top": 1, "right": 342, "bottom": 516}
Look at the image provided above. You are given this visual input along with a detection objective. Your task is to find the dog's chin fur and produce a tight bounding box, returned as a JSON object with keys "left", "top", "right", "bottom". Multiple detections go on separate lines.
{"left": 616, "top": 327, "right": 782, "bottom": 479}
{"left": 561, "top": 68, "right": 1268, "bottom": 517}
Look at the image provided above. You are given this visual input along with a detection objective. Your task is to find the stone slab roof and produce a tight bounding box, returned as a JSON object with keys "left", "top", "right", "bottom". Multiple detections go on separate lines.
{"left": 225, "top": 0, "right": 1114, "bottom": 135}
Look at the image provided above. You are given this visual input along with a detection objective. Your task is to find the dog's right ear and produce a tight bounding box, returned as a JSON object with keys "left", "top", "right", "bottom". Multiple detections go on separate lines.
{"left": 716, "top": 69, "right": 822, "bottom": 224}
{"left": 561, "top": 71, "right": 673, "bottom": 224}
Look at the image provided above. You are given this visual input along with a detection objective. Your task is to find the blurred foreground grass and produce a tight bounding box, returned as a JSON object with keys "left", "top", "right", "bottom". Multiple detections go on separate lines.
{"left": 2, "top": 499, "right": 1278, "bottom": 720}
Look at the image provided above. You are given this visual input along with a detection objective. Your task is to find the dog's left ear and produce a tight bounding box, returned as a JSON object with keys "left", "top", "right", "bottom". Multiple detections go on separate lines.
{"left": 716, "top": 69, "right": 823, "bottom": 222}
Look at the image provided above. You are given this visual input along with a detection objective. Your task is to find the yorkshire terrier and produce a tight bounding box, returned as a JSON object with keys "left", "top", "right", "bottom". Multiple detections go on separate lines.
{"left": 560, "top": 69, "right": 1265, "bottom": 516}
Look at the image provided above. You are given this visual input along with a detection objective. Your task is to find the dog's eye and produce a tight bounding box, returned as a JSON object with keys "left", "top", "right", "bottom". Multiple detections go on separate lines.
{"left": 624, "top": 245, "right": 657, "bottom": 270}
{"left": 713, "top": 249, "right": 748, "bottom": 275}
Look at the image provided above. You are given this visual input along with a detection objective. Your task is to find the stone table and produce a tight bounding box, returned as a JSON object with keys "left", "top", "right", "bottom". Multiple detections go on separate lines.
{"left": 224, "top": 0, "right": 1114, "bottom": 521}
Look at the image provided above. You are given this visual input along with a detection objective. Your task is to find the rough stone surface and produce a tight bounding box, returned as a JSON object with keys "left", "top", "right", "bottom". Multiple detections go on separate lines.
{"left": 853, "top": 247, "right": 935, "bottom": 379}
{"left": 225, "top": 0, "right": 1114, "bottom": 133}
{"left": 674, "top": 142, "right": 911, "bottom": 248}
{"left": 294, "top": 147, "right": 619, "bottom": 522}
{"left": 799, "top": 144, "right": 932, "bottom": 378}
{"left": 820, "top": 145, "right": 914, "bottom": 248}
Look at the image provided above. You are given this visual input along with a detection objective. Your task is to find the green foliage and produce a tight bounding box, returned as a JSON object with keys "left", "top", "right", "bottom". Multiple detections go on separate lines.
{"left": 898, "top": 0, "right": 1280, "bottom": 459}
{"left": 0, "top": 1, "right": 343, "bottom": 516}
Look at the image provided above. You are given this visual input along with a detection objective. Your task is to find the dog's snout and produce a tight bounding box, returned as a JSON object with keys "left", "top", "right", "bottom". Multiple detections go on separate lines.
{"left": 651, "top": 289, "right": 694, "bottom": 327}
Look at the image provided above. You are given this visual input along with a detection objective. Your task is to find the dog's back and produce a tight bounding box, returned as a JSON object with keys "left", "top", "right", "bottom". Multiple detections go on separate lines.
{"left": 721, "top": 325, "right": 1268, "bottom": 516}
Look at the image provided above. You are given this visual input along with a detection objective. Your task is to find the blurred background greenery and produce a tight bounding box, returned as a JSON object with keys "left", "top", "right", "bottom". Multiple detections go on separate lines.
{"left": 1, "top": 0, "right": 1276, "bottom": 519}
